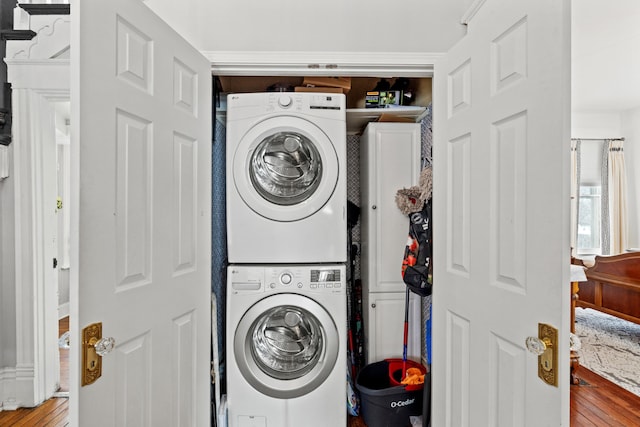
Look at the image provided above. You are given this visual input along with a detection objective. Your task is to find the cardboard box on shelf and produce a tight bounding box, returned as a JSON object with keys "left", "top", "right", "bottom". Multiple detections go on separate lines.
{"left": 294, "top": 86, "right": 344, "bottom": 94}
{"left": 302, "top": 76, "right": 352, "bottom": 90}
{"left": 377, "top": 113, "right": 415, "bottom": 123}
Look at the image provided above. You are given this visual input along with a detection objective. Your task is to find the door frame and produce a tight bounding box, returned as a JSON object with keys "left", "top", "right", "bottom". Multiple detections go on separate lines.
{"left": 4, "top": 58, "right": 70, "bottom": 408}
{"left": 207, "top": 51, "right": 442, "bottom": 78}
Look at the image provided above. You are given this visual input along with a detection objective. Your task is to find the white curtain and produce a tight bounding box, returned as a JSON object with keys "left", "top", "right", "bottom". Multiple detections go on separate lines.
{"left": 608, "top": 139, "right": 628, "bottom": 253}
{"left": 570, "top": 139, "right": 580, "bottom": 255}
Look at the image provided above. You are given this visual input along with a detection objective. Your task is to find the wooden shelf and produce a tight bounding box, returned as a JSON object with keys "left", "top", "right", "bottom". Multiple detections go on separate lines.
{"left": 215, "top": 76, "right": 431, "bottom": 132}
{"left": 215, "top": 99, "right": 426, "bottom": 135}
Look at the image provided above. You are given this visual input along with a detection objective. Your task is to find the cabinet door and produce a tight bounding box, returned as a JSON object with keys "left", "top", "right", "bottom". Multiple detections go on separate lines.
{"left": 364, "top": 291, "right": 422, "bottom": 364}
{"left": 360, "top": 123, "right": 421, "bottom": 294}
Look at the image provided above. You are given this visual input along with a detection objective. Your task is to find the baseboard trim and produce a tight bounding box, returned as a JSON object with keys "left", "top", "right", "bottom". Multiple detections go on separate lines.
{"left": 0, "top": 365, "right": 38, "bottom": 410}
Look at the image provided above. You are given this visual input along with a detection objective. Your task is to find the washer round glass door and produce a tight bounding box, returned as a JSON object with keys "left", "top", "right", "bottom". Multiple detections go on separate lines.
{"left": 233, "top": 116, "right": 339, "bottom": 222}
{"left": 234, "top": 294, "right": 339, "bottom": 399}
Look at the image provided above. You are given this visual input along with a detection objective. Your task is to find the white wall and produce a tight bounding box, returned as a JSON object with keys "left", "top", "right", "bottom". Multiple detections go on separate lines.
{"left": 0, "top": 147, "right": 16, "bottom": 368}
{"left": 145, "top": 0, "right": 470, "bottom": 55}
{"left": 622, "top": 107, "right": 640, "bottom": 248}
{"left": 571, "top": 112, "right": 622, "bottom": 138}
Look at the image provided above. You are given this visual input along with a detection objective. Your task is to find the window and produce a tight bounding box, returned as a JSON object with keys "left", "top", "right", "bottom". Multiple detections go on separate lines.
{"left": 577, "top": 185, "right": 601, "bottom": 255}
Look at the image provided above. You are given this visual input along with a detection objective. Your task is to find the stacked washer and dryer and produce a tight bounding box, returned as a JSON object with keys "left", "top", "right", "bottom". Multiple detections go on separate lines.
{"left": 225, "top": 92, "right": 348, "bottom": 427}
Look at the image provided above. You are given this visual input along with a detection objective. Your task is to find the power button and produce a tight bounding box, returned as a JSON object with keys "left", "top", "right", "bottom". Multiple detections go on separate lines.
{"left": 278, "top": 95, "right": 292, "bottom": 108}
{"left": 280, "top": 273, "right": 292, "bottom": 285}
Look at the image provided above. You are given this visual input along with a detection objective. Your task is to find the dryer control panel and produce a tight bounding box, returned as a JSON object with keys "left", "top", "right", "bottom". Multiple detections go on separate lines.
{"left": 227, "top": 92, "right": 345, "bottom": 120}
{"left": 268, "top": 93, "right": 345, "bottom": 112}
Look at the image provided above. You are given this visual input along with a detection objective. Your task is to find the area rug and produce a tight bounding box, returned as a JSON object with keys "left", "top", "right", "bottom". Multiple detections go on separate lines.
{"left": 574, "top": 308, "right": 640, "bottom": 396}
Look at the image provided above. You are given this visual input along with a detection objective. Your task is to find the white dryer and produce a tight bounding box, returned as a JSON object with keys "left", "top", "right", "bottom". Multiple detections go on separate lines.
{"left": 226, "top": 92, "right": 347, "bottom": 264}
{"left": 226, "top": 264, "right": 347, "bottom": 427}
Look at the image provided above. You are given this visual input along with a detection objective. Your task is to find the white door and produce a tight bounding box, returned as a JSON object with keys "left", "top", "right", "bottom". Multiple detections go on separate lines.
{"left": 69, "top": 0, "right": 211, "bottom": 425}
{"left": 433, "top": 0, "right": 571, "bottom": 426}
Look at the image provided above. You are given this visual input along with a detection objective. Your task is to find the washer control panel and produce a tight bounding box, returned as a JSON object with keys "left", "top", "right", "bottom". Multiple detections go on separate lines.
{"left": 229, "top": 265, "right": 344, "bottom": 294}
{"left": 267, "top": 267, "right": 343, "bottom": 292}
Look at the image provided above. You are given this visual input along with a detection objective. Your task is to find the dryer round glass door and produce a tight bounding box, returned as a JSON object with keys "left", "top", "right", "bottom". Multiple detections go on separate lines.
{"left": 250, "top": 132, "right": 322, "bottom": 205}
{"left": 232, "top": 116, "right": 339, "bottom": 222}
{"left": 234, "top": 294, "right": 339, "bottom": 399}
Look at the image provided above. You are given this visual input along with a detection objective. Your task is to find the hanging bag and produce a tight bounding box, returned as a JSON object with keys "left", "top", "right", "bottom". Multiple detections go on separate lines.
{"left": 401, "top": 199, "right": 432, "bottom": 297}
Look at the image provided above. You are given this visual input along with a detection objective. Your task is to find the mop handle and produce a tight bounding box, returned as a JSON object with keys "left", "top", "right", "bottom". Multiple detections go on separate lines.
{"left": 402, "top": 321, "right": 408, "bottom": 377}
{"left": 402, "top": 287, "right": 410, "bottom": 379}
{"left": 348, "top": 330, "right": 356, "bottom": 378}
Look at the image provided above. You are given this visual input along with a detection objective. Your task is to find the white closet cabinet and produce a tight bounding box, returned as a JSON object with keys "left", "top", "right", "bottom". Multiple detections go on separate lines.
{"left": 360, "top": 122, "right": 422, "bottom": 364}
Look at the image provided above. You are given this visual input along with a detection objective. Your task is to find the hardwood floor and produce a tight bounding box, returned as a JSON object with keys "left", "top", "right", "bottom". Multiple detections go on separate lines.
{"left": 570, "top": 367, "right": 640, "bottom": 426}
{"left": 1, "top": 317, "right": 639, "bottom": 426}
{"left": 0, "top": 398, "right": 68, "bottom": 427}
{"left": 58, "top": 316, "right": 69, "bottom": 394}
{"left": 0, "top": 317, "right": 69, "bottom": 426}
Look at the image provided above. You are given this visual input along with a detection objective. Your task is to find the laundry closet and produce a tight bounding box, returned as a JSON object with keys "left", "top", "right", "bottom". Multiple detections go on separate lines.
{"left": 213, "top": 75, "right": 434, "bottom": 394}
{"left": 2, "top": 1, "right": 571, "bottom": 425}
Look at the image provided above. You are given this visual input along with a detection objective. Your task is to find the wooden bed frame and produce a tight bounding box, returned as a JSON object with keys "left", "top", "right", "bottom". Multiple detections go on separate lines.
{"left": 575, "top": 252, "right": 640, "bottom": 325}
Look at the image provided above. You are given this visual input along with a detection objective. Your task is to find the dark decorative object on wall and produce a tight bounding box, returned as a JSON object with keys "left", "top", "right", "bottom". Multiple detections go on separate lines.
{"left": 17, "top": 4, "right": 70, "bottom": 15}
{"left": 0, "top": 2, "right": 70, "bottom": 145}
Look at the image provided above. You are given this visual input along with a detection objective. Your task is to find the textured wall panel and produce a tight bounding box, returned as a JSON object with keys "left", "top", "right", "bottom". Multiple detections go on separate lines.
{"left": 211, "top": 121, "right": 227, "bottom": 374}
{"left": 116, "top": 110, "right": 153, "bottom": 290}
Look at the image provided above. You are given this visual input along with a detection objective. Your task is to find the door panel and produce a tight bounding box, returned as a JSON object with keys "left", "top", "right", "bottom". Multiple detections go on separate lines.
{"left": 433, "top": 0, "right": 571, "bottom": 425}
{"left": 70, "top": 0, "right": 211, "bottom": 425}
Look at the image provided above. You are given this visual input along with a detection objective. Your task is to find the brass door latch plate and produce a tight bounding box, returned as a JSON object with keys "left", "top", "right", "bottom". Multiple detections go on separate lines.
{"left": 82, "top": 322, "right": 103, "bottom": 386}
{"left": 526, "top": 323, "right": 558, "bottom": 387}
{"left": 81, "top": 322, "right": 116, "bottom": 386}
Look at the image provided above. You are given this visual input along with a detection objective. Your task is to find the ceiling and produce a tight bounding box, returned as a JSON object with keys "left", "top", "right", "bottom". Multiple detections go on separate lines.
{"left": 39, "top": 2, "right": 637, "bottom": 115}
{"left": 572, "top": 0, "right": 640, "bottom": 113}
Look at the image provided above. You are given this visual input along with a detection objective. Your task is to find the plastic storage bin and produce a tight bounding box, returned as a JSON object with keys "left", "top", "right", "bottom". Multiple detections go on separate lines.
{"left": 356, "top": 359, "right": 426, "bottom": 427}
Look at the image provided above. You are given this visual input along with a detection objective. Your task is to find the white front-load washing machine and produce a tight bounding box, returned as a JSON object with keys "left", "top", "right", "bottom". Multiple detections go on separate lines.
{"left": 226, "top": 264, "right": 347, "bottom": 427}
{"left": 226, "top": 92, "right": 347, "bottom": 264}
